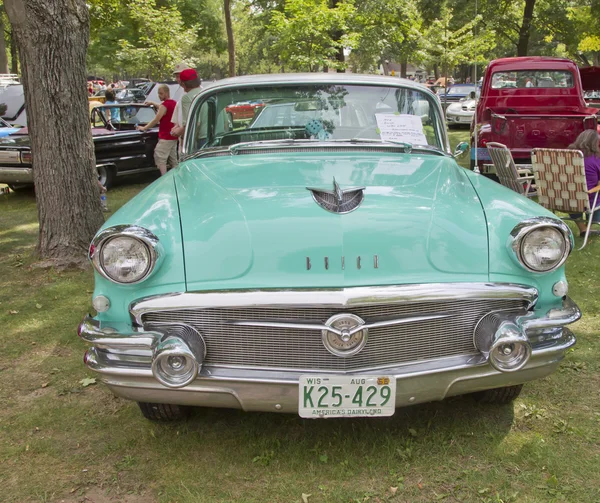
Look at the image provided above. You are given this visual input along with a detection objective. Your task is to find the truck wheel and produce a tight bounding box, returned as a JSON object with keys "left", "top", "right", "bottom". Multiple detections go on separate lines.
{"left": 7, "top": 183, "right": 33, "bottom": 192}
{"left": 97, "top": 164, "right": 116, "bottom": 189}
{"left": 137, "top": 402, "right": 191, "bottom": 421}
{"left": 472, "top": 384, "right": 523, "bottom": 405}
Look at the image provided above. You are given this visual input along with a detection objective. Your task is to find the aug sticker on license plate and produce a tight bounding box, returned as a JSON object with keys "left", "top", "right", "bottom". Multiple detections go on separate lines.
{"left": 299, "top": 375, "right": 396, "bottom": 418}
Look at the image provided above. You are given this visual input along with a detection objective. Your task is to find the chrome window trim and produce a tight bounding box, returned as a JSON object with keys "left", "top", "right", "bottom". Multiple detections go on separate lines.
{"left": 508, "top": 217, "right": 573, "bottom": 273}
{"left": 90, "top": 225, "right": 163, "bottom": 285}
{"left": 129, "top": 283, "right": 538, "bottom": 326}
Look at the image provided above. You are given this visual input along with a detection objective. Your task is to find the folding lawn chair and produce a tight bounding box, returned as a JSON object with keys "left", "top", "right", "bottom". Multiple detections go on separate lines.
{"left": 531, "top": 147, "right": 600, "bottom": 250}
{"left": 487, "top": 142, "right": 535, "bottom": 197}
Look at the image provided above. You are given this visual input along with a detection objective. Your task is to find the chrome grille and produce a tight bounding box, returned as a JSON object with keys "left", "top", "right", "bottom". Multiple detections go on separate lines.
{"left": 141, "top": 299, "right": 528, "bottom": 371}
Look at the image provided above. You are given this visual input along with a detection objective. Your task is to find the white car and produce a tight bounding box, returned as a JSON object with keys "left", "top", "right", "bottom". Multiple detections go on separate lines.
{"left": 445, "top": 96, "right": 476, "bottom": 128}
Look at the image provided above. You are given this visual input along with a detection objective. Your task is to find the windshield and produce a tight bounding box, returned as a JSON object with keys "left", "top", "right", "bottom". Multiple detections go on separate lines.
{"left": 93, "top": 105, "right": 156, "bottom": 129}
{"left": 447, "top": 85, "right": 476, "bottom": 95}
{"left": 491, "top": 70, "right": 574, "bottom": 89}
{"left": 0, "top": 85, "right": 25, "bottom": 121}
{"left": 188, "top": 83, "right": 444, "bottom": 152}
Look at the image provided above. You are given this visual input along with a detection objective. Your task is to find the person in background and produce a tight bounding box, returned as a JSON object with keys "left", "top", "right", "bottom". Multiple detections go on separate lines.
{"left": 137, "top": 84, "right": 178, "bottom": 176}
{"left": 568, "top": 129, "right": 600, "bottom": 236}
{"left": 170, "top": 68, "right": 202, "bottom": 138}
{"left": 104, "top": 89, "right": 120, "bottom": 124}
{"left": 525, "top": 77, "right": 534, "bottom": 88}
{"left": 170, "top": 62, "right": 191, "bottom": 139}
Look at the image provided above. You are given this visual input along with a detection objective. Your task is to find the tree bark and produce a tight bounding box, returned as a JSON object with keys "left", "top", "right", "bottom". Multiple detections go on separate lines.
{"left": 224, "top": 0, "right": 236, "bottom": 77}
{"left": 517, "top": 0, "right": 536, "bottom": 57}
{"left": 0, "top": 8, "right": 9, "bottom": 74}
{"left": 400, "top": 60, "right": 407, "bottom": 79}
{"left": 5, "top": 0, "right": 105, "bottom": 264}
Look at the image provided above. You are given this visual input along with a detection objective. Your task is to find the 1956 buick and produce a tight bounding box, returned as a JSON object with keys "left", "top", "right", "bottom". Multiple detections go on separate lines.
{"left": 79, "top": 74, "right": 581, "bottom": 421}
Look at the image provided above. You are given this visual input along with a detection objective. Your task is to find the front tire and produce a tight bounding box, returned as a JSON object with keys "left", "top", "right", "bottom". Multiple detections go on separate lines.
{"left": 137, "top": 402, "right": 191, "bottom": 421}
{"left": 472, "top": 384, "right": 523, "bottom": 405}
{"left": 97, "top": 164, "right": 116, "bottom": 189}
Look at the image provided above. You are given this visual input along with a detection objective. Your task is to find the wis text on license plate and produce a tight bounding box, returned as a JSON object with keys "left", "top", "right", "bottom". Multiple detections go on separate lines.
{"left": 299, "top": 375, "right": 396, "bottom": 418}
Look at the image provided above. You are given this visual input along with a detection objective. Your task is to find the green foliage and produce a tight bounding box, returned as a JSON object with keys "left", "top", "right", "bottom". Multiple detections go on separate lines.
{"left": 350, "top": 0, "right": 424, "bottom": 73}
{"left": 422, "top": 7, "right": 494, "bottom": 75}
{"left": 269, "top": 0, "right": 358, "bottom": 72}
{"left": 115, "top": 0, "right": 198, "bottom": 80}
{"left": 83, "top": 0, "right": 600, "bottom": 80}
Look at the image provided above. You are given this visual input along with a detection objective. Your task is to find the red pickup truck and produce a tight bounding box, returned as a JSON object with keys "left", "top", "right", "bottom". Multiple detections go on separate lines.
{"left": 471, "top": 57, "right": 599, "bottom": 175}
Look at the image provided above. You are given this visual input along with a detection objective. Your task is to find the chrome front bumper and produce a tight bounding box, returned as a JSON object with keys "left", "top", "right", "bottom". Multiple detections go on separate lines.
{"left": 79, "top": 291, "right": 581, "bottom": 413}
{"left": 0, "top": 166, "right": 33, "bottom": 184}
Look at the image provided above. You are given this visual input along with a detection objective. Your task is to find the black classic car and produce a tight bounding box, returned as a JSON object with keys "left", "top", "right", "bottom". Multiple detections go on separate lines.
{"left": 0, "top": 104, "right": 160, "bottom": 190}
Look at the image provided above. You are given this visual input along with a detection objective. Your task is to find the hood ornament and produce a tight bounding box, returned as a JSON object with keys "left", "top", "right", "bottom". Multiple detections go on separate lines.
{"left": 307, "top": 178, "right": 365, "bottom": 214}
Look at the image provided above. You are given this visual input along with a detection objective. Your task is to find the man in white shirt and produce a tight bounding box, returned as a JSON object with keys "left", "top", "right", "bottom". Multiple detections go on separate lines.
{"left": 171, "top": 68, "right": 202, "bottom": 139}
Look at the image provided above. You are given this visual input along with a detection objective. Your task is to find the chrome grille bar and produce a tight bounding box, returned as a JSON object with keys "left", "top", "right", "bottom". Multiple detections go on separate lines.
{"left": 136, "top": 284, "right": 535, "bottom": 373}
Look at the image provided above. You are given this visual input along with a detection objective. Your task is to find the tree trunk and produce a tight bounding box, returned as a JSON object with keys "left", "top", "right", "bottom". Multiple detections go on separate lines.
{"left": 0, "top": 9, "right": 9, "bottom": 74}
{"left": 400, "top": 60, "right": 407, "bottom": 78}
{"left": 5, "top": 0, "right": 104, "bottom": 264}
{"left": 224, "top": 0, "right": 236, "bottom": 77}
{"left": 9, "top": 29, "right": 18, "bottom": 74}
{"left": 517, "top": 0, "right": 536, "bottom": 57}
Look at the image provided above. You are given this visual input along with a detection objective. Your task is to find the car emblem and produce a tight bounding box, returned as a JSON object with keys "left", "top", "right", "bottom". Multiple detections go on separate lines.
{"left": 307, "top": 178, "right": 365, "bottom": 214}
{"left": 321, "top": 313, "right": 368, "bottom": 358}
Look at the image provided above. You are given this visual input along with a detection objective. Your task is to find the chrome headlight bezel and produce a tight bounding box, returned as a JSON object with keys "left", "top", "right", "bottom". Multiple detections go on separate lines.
{"left": 508, "top": 218, "right": 573, "bottom": 273}
{"left": 89, "top": 225, "right": 162, "bottom": 285}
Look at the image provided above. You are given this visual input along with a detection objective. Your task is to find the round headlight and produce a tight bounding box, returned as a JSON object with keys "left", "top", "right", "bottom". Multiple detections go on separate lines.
{"left": 100, "top": 236, "right": 151, "bottom": 283}
{"left": 510, "top": 219, "right": 571, "bottom": 273}
{"left": 90, "top": 226, "right": 161, "bottom": 284}
{"left": 520, "top": 227, "right": 567, "bottom": 272}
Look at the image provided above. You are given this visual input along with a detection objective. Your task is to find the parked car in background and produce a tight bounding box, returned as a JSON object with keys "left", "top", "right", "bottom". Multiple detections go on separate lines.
{"left": 0, "top": 103, "right": 159, "bottom": 190}
{"left": 580, "top": 66, "right": 600, "bottom": 108}
{"left": 472, "top": 57, "right": 598, "bottom": 175}
{"left": 0, "top": 84, "right": 27, "bottom": 127}
{"left": 0, "top": 116, "right": 21, "bottom": 137}
{"left": 446, "top": 90, "right": 478, "bottom": 128}
{"left": 225, "top": 100, "right": 265, "bottom": 123}
{"left": 115, "top": 88, "right": 147, "bottom": 103}
{"left": 438, "top": 84, "right": 477, "bottom": 109}
{"left": 80, "top": 73, "right": 580, "bottom": 422}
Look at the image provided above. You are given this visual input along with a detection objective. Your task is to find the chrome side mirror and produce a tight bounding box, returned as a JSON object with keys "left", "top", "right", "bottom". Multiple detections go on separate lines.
{"left": 453, "top": 142, "right": 469, "bottom": 159}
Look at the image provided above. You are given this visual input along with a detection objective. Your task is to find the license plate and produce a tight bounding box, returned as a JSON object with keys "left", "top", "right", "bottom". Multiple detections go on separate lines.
{"left": 471, "top": 147, "right": 491, "bottom": 161}
{"left": 298, "top": 375, "right": 396, "bottom": 418}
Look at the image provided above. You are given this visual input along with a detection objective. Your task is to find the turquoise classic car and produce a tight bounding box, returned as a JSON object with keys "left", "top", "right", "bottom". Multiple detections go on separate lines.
{"left": 79, "top": 74, "right": 581, "bottom": 421}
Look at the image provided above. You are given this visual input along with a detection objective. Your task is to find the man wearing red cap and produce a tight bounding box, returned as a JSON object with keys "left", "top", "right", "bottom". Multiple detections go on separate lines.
{"left": 171, "top": 68, "right": 202, "bottom": 138}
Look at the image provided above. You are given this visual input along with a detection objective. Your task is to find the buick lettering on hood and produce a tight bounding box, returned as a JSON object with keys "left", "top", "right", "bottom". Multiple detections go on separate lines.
{"left": 79, "top": 74, "right": 580, "bottom": 421}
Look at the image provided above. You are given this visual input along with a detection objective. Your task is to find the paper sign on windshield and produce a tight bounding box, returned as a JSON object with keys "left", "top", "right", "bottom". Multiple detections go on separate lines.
{"left": 375, "top": 114, "right": 428, "bottom": 145}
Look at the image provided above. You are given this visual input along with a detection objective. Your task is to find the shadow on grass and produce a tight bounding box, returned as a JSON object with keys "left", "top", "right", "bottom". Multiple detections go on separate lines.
{"left": 145, "top": 394, "right": 516, "bottom": 458}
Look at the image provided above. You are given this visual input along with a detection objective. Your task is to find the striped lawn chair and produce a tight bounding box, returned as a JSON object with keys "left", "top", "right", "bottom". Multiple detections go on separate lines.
{"left": 486, "top": 142, "right": 535, "bottom": 196}
{"left": 531, "top": 147, "right": 600, "bottom": 250}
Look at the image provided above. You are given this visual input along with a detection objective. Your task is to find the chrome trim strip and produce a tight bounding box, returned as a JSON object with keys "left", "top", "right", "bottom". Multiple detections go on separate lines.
{"left": 90, "top": 225, "right": 163, "bottom": 285}
{"left": 508, "top": 217, "right": 573, "bottom": 273}
{"left": 79, "top": 315, "right": 160, "bottom": 350}
{"left": 85, "top": 329, "right": 575, "bottom": 383}
{"left": 129, "top": 283, "right": 539, "bottom": 326}
{"left": 227, "top": 313, "right": 452, "bottom": 336}
{"left": 0, "top": 167, "right": 33, "bottom": 183}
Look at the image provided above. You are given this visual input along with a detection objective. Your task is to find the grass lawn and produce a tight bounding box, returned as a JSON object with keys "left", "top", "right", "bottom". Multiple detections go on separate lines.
{"left": 0, "top": 134, "right": 599, "bottom": 503}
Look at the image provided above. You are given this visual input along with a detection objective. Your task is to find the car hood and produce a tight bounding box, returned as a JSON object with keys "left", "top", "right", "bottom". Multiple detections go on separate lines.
{"left": 174, "top": 151, "right": 489, "bottom": 291}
